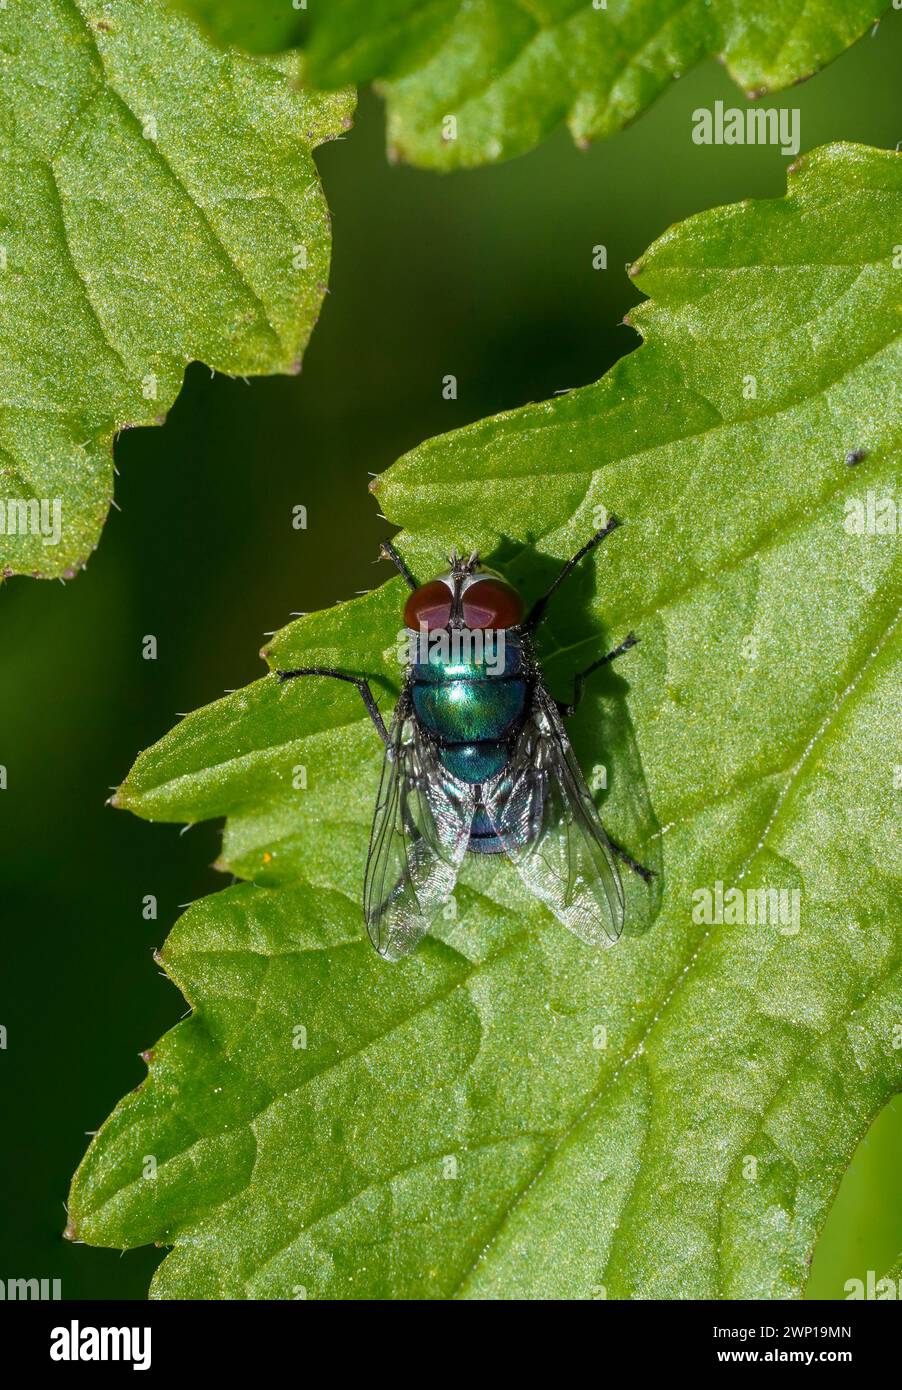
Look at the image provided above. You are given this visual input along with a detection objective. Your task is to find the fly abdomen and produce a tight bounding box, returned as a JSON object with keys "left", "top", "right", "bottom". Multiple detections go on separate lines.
{"left": 413, "top": 677, "right": 526, "bottom": 746}
{"left": 438, "top": 740, "right": 509, "bottom": 783}
{"left": 468, "top": 801, "right": 506, "bottom": 854}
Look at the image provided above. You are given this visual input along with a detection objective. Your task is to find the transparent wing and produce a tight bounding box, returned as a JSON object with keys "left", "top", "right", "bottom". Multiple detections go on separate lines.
{"left": 364, "top": 689, "right": 476, "bottom": 960}
{"left": 483, "top": 684, "right": 624, "bottom": 947}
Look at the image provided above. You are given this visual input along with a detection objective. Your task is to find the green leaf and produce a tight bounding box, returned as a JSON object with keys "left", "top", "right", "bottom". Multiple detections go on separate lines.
{"left": 175, "top": 0, "right": 308, "bottom": 52}
{"left": 173, "top": 0, "right": 889, "bottom": 169}
{"left": 69, "top": 143, "right": 902, "bottom": 1299}
{"left": 0, "top": 0, "right": 352, "bottom": 580}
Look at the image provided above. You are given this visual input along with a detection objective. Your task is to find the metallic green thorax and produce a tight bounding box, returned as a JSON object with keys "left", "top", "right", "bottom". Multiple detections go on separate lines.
{"left": 410, "top": 632, "right": 529, "bottom": 789}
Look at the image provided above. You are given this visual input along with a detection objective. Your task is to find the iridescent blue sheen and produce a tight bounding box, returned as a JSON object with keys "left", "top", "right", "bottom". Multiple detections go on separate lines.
{"left": 440, "top": 742, "right": 508, "bottom": 784}
{"left": 468, "top": 803, "right": 505, "bottom": 854}
{"left": 409, "top": 631, "right": 529, "bottom": 850}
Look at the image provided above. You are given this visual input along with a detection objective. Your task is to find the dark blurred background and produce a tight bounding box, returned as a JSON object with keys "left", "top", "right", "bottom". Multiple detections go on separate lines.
{"left": 2, "top": 15, "right": 901, "bottom": 1299}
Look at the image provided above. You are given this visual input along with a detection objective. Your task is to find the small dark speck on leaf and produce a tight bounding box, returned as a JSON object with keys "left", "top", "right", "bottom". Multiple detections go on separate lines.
{"left": 845, "top": 448, "right": 868, "bottom": 466}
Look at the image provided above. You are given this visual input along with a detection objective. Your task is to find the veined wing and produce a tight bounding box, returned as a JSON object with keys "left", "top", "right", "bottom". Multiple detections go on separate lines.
{"left": 483, "top": 684, "right": 624, "bottom": 947}
{"left": 365, "top": 688, "right": 476, "bottom": 960}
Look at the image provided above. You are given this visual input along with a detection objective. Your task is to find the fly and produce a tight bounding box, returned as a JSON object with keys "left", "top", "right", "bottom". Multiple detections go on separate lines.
{"left": 277, "top": 517, "right": 652, "bottom": 959}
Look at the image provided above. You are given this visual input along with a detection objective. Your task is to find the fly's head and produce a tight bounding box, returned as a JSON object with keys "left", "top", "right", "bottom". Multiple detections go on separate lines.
{"left": 403, "top": 549, "right": 525, "bottom": 632}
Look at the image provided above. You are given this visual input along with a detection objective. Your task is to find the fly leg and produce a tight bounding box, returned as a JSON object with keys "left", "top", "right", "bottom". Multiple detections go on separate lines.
{"left": 521, "top": 514, "right": 621, "bottom": 633}
{"left": 276, "top": 667, "right": 390, "bottom": 745}
{"left": 607, "top": 836, "right": 655, "bottom": 883}
{"left": 379, "top": 540, "right": 417, "bottom": 590}
{"left": 555, "top": 632, "right": 638, "bottom": 717}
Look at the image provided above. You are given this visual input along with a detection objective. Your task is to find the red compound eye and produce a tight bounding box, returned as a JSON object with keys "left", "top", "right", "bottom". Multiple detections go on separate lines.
{"left": 462, "top": 578, "right": 524, "bottom": 630}
{"left": 404, "top": 580, "right": 452, "bottom": 630}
